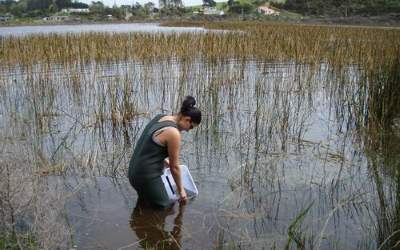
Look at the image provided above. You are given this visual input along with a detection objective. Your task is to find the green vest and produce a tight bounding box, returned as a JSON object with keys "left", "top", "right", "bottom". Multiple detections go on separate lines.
{"left": 128, "top": 114, "right": 177, "bottom": 183}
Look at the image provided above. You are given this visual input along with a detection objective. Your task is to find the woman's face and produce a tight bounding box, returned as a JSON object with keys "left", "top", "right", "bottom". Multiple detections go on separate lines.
{"left": 179, "top": 116, "right": 198, "bottom": 132}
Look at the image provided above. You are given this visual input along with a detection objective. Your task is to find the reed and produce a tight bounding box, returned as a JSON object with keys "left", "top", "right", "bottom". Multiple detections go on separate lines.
{"left": 1, "top": 22, "right": 398, "bottom": 75}
{"left": 1, "top": 23, "right": 398, "bottom": 135}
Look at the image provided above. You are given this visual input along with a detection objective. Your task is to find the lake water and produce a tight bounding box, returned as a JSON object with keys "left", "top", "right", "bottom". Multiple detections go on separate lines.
{"left": 0, "top": 27, "right": 399, "bottom": 249}
{"left": 0, "top": 23, "right": 205, "bottom": 36}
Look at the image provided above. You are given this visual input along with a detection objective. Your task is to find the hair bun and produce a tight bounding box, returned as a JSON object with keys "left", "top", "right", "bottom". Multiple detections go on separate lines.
{"left": 179, "top": 95, "right": 202, "bottom": 124}
{"left": 181, "top": 96, "right": 196, "bottom": 111}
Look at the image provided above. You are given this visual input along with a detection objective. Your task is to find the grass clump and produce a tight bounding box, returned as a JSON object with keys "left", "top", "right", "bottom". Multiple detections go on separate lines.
{"left": 0, "top": 232, "right": 37, "bottom": 250}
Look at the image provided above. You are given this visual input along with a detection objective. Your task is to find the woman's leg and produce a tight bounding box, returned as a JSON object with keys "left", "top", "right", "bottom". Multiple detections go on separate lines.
{"left": 142, "top": 176, "right": 173, "bottom": 209}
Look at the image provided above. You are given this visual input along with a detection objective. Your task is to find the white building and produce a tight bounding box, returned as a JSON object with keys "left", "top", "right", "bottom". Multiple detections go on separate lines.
{"left": 61, "top": 8, "right": 90, "bottom": 14}
{"left": 43, "top": 15, "right": 70, "bottom": 21}
{"left": 0, "top": 15, "right": 13, "bottom": 22}
{"left": 159, "top": 0, "right": 183, "bottom": 9}
{"left": 257, "top": 6, "right": 280, "bottom": 15}
{"left": 203, "top": 7, "right": 224, "bottom": 16}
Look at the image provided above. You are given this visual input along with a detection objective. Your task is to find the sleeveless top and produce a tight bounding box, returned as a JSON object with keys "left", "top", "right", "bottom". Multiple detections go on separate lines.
{"left": 128, "top": 114, "right": 177, "bottom": 183}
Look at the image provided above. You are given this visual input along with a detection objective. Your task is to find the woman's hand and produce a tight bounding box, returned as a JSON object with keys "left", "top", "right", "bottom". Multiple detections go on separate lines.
{"left": 163, "top": 158, "right": 170, "bottom": 168}
{"left": 179, "top": 189, "right": 188, "bottom": 203}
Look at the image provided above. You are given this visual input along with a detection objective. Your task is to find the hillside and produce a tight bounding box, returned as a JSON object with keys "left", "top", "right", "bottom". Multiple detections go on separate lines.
{"left": 270, "top": 0, "right": 400, "bottom": 17}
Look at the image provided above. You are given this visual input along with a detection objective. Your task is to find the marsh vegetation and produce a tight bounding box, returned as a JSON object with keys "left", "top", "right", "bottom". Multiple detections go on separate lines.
{"left": 0, "top": 22, "right": 399, "bottom": 249}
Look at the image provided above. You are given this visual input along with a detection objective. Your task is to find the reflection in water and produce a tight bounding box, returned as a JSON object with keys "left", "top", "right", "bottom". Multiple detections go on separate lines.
{"left": 366, "top": 131, "right": 400, "bottom": 249}
{"left": 130, "top": 200, "right": 184, "bottom": 250}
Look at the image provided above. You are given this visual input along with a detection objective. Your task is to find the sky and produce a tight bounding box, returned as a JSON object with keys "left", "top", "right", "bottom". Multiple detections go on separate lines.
{"left": 79, "top": 0, "right": 223, "bottom": 7}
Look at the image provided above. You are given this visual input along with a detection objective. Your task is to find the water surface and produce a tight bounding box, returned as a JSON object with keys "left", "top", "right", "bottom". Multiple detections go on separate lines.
{"left": 1, "top": 58, "right": 399, "bottom": 249}
{"left": 0, "top": 23, "right": 205, "bottom": 37}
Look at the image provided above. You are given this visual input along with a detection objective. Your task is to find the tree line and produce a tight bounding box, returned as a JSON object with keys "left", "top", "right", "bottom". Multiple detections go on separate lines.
{"left": 0, "top": 0, "right": 89, "bottom": 16}
{"left": 271, "top": 0, "right": 400, "bottom": 16}
{"left": 3, "top": 0, "right": 398, "bottom": 19}
{"left": 0, "top": 0, "right": 163, "bottom": 19}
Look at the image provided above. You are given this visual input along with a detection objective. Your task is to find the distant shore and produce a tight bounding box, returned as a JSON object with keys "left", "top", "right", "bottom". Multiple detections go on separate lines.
{"left": 299, "top": 13, "right": 400, "bottom": 27}
{"left": 1, "top": 13, "right": 399, "bottom": 29}
{"left": 0, "top": 19, "right": 157, "bottom": 28}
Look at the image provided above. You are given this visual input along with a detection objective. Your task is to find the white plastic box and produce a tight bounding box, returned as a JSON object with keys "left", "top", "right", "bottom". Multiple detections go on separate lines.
{"left": 161, "top": 165, "right": 198, "bottom": 201}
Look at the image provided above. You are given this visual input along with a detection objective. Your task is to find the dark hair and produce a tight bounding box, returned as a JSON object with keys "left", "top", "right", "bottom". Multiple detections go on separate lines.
{"left": 180, "top": 96, "right": 202, "bottom": 124}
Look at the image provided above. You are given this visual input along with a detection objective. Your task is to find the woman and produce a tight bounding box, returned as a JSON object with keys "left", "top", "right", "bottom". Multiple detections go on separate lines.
{"left": 128, "top": 96, "right": 201, "bottom": 209}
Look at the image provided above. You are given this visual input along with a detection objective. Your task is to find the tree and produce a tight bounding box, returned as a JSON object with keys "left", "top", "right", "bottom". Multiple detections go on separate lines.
{"left": 26, "top": 0, "right": 52, "bottom": 11}
{"left": 228, "top": 1, "right": 254, "bottom": 14}
{"left": 70, "top": 2, "right": 89, "bottom": 8}
{"left": 48, "top": 3, "right": 57, "bottom": 12}
{"left": 307, "top": 0, "right": 325, "bottom": 15}
{"left": 109, "top": 4, "right": 124, "bottom": 18}
{"left": 53, "top": 0, "right": 71, "bottom": 9}
{"left": 159, "top": 6, "right": 187, "bottom": 16}
{"left": 89, "top": 1, "right": 105, "bottom": 14}
{"left": 203, "top": 0, "right": 216, "bottom": 7}
{"left": 1, "top": 0, "right": 88, "bottom": 16}
{"left": 144, "top": 1, "right": 155, "bottom": 14}
{"left": 131, "top": 2, "right": 144, "bottom": 16}
{"left": 0, "top": 0, "right": 16, "bottom": 8}
{"left": 279, "top": 0, "right": 399, "bottom": 16}
{"left": 9, "top": 1, "right": 26, "bottom": 16}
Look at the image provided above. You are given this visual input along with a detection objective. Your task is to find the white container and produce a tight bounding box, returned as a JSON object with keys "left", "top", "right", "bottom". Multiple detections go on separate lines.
{"left": 161, "top": 165, "right": 198, "bottom": 201}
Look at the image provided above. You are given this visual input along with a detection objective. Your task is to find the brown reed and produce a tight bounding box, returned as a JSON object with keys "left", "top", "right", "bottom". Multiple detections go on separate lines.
{"left": 1, "top": 22, "right": 398, "bottom": 76}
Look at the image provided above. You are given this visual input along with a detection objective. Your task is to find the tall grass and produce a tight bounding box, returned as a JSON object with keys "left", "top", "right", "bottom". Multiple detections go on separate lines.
{"left": 1, "top": 22, "right": 398, "bottom": 72}
{"left": 1, "top": 23, "right": 398, "bottom": 134}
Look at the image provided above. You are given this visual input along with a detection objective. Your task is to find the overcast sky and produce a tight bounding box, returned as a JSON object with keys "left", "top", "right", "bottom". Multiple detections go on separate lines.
{"left": 79, "top": 0, "right": 222, "bottom": 7}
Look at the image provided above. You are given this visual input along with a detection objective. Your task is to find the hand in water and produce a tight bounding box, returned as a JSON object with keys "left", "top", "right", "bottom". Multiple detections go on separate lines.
{"left": 179, "top": 189, "right": 188, "bottom": 203}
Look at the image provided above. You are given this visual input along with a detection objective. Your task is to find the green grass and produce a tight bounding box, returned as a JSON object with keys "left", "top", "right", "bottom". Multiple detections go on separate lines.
{"left": 0, "top": 232, "right": 37, "bottom": 250}
{"left": 216, "top": 2, "right": 228, "bottom": 10}
{"left": 0, "top": 17, "right": 50, "bottom": 26}
{"left": 278, "top": 9, "right": 303, "bottom": 19}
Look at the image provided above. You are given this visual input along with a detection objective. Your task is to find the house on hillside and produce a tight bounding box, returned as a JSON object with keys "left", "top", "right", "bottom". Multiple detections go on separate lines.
{"left": 124, "top": 11, "right": 133, "bottom": 21}
{"left": 203, "top": 7, "right": 224, "bottom": 16}
{"left": 257, "top": 6, "right": 279, "bottom": 15}
{"left": 0, "top": 14, "right": 13, "bottom": 22}
{"left": 120, "top": 5, "right": 133, "bottom": 20}
{"left": 159, "top": 0, "right": 183, "bottom": 9}
{"left": 43, "top": 15, "right": 70, "bottom": 21}
{"left": 61, "top": 8, "right": 90, "bottom": 14}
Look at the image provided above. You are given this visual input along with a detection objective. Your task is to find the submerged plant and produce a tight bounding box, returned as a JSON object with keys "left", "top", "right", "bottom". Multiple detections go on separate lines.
{"left": 285, "top": 202, "right": 314, "bottom": 250}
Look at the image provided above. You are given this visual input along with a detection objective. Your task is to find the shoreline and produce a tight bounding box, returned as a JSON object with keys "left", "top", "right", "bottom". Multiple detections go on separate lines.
{"left": 0, "top": 19, "right": 159, "bottom": 28}
{"left": 1, "top": 14, "right": 399, "bottom": 29}
{"left": 298, "top": 13, "right": 400, "bottom": 28}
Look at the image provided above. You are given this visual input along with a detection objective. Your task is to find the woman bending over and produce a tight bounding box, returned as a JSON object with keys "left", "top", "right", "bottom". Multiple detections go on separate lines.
{"left": 128, "top": 96, "right": 201, "bottom": 209}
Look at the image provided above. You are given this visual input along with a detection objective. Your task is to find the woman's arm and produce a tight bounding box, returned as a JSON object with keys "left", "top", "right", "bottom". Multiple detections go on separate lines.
{"left": 164, "top": 128, "right": 187, "bottom": 202}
